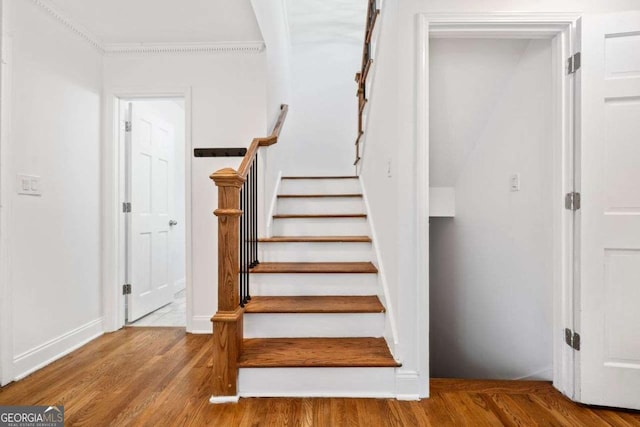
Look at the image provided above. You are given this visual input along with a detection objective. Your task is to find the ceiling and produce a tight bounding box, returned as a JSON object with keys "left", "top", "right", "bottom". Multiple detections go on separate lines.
{"left": 286, "top": 0, "right": 366, "bottom": 45}
{"left": 48, "top": 0, "right": 263, "bottom": 45}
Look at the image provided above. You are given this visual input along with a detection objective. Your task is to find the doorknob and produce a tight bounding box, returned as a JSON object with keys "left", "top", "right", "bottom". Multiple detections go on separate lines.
{"left": 169, "top": 220, "right": 178, "bottom": 226}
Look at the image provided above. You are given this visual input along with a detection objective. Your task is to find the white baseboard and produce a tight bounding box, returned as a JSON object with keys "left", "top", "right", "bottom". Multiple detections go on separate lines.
{"left": 209, "top": 395, "right": 239, "bottom": 404}
{"left": 189, "top": 315, "right": 213, "bottom": 334}
{"left": 395, "top": 370, "right": 425, "bottom": 400}
{"left": 13, "top": 318, "right": 104, "bottom": 381}
{"left": 514, "top": 366, "right": 553, "bottom": 381}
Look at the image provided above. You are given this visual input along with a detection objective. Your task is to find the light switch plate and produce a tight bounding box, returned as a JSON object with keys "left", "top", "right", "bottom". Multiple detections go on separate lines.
{"left": 510, "top": 173, "right": 520, "bottom": 192}
{"left": 17, "top": 174, "right": 41, "bottom": 196}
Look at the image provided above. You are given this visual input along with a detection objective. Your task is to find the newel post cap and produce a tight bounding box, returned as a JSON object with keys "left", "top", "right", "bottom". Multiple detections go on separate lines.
{"left": 210, "top": 168, "right": 245, "bottom": 187}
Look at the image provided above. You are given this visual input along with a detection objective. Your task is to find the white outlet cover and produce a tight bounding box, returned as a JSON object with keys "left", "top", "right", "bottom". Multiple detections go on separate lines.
{"left": 17, "top": 174, "right": 41, "bottom": 196}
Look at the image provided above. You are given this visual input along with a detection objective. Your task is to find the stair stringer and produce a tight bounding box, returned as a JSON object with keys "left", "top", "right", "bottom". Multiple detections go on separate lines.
{"left": 263, "top": 170, "right": 282, "bottom": 239}
{"left": 359, "top": 177, "right": 399, "bottom": 358}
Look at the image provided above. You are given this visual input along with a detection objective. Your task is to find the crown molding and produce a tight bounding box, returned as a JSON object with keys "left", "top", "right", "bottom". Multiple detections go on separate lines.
{"left": 30, "top": 0, "right": 104, "bottom": 53}
{"left": 30, "top": 0, "right": 266, "bottom": 56}
{"left": 102, "top": 41, "right": 266, "bottom": 55}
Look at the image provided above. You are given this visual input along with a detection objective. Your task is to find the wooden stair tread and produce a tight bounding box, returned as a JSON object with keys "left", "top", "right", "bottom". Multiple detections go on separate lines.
{"left": 282, "top": 176, "right": 358, "bottom": 180}
{"left": 245, "top": 296, "right": 385, "bottom": 313}
{"left": 258, "top": 236, "right": 372, "bottom": 243}
{"left": 273, "top": 213, "right": 367, "bottom": 219}
{"left": 238, "top": 338, "right": 400, "bottom": 368}
{"left": 251, "top": 262, "right": 378, "bottom": 274}
{"left": 277, "top": 194, "right": 363, "bottom": 198}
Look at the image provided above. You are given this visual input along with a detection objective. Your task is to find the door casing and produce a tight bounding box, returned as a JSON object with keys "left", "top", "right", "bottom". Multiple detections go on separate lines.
{"left": 415, "top": 13, "right": 579, "bottom": 398}
{"left": 102, "top": 87, "right": 193, "bottom": 332}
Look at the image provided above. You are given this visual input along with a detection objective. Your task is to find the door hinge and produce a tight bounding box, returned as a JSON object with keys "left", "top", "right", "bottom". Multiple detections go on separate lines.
{"left": 122, "top": 202, "right": 131, "bottom": 213}
{"left": 125, "top": 121, "right": 132, "bottom": 132}
{"left": 567, "top": 52, "right": 581, "bottom": 74}
{"left": 565, "top": 328, "right": 581, "bottom": 351}
{"left": 123, "top": 284, "right": 132, "bottom": 295}
{"left": 565, "top": 192, "right": 581, "bottom": 211}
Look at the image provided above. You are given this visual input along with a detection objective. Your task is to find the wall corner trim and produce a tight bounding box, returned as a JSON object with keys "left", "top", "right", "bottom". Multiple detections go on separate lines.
{"left": 189, "top": 315, "right": 214, "bottom": 334}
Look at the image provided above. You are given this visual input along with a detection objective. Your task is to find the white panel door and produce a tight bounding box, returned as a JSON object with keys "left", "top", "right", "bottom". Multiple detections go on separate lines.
{"left": 578, "top": 10, "right": 640, "bottom": 410}
{"left": 128, "top": 104, "right": 175, "bottom": 322}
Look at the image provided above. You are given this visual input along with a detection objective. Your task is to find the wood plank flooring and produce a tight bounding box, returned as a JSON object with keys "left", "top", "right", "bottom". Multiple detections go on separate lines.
{"left": 1, "top": 328, "right": 638, "bottom": 426}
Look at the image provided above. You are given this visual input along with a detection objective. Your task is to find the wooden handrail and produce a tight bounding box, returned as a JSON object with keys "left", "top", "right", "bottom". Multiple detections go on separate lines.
{"left": 212, "top": 104, "right": 289, "bottom": 181}
{"left": 209, "top": 103, "right": 288, "bottom": 399}
{"left": 354, "top": 0, "right": 380, "bottom": 166}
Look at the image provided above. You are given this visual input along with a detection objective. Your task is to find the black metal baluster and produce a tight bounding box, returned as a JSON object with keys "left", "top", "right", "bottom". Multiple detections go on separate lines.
{"left": 244, "top": 174, "right": 249, "bottom": 306}
{"left": 239, "top": 186, "right": 245, "bottom": 307}
{"left": 254, "top": 156, "right": 259, "bottom": 267}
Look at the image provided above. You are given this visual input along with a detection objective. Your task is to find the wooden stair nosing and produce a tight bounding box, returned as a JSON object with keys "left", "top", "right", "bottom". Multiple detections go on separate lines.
{"left": 238, "top": 337, "right": 400, "bottom": 368}
{"left": 273, "top": 213, "right": 367, "bottom": 219}
{"left": 258, "top": 236, "right": 372, "bottom": 243}
{"left": 277, "top": 194, "right": 363, "bottom": 198}
{"left": 244, "top": 296, "right": 385, "bottom": 314}
{"left": 250, "top": 262, "right": 378, "bottom": 274}
{"left": 281, "top": 176, "right": 358, "bottom": 180}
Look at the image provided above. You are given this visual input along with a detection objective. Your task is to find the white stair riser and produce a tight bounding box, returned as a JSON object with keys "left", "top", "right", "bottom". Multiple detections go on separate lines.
{"left": 238, "top": 367, "right": 396, "bottom": 398}
{"left": 272, "top": 217, "right": 369, "bottom": 236}
{"left": 244, "top": 313, "right": 384, "bottom": 338}
{"left": 276, "top": 197, "right": 365, "bottom": 215}
{"left": 250, "top": 273, "right": 378, "bottom": 296}
{"left": 280, "top": 179, "right": 361, "bottom": 195}
{"left": 261, "top": 242, "right": 373, "bottom": 262}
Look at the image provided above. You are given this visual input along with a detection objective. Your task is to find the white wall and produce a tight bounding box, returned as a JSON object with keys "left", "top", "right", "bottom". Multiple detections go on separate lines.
{"left": 429, "top": 39, "right": 554, "bottom": 380}
{"left": 275, "top": 42, "right": 360, "bottom": 176}
{"left": 360, "top": 0, "right": 640, "bottom": 397}
{"left": 269, "top": 0, "right": 366, "bottom": 177}
{"left": 2, "top": 0, "right": 103, "bottom": 381}
{"left": 130, "top": 99, "right": 186, "bottom": 295}
{"left": 103, "top": 52, "right": 267, "bottom": 333}
{"left": 249, "top": 0, "right": 293, "bottom": 233}
{"left": 250, "top": 0, "right": 292, "bottom": 121}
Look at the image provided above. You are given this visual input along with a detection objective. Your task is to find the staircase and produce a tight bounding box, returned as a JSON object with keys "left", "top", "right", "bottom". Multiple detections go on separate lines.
{"left": 238, "top": 175, "right": 399, "bottom": 397}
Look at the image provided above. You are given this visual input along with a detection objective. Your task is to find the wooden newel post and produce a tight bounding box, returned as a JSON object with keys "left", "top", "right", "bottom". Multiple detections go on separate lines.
{"left": 210, "top": 167, "right": 245, "bottom": 397}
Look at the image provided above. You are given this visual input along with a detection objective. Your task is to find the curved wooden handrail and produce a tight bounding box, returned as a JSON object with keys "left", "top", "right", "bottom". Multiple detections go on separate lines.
{"left": 211, "top": 104, "right": 288, "bottom": 181}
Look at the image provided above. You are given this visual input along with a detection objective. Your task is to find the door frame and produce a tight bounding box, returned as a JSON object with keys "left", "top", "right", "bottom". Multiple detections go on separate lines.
{"left": 415, "top": 13, "right": 580, "bottom": 398}
{"left": 0, "top": 0, "right": 13, "bottom": 386}
{"left": 102, "top": 87, "right": 193, "bottom": 332}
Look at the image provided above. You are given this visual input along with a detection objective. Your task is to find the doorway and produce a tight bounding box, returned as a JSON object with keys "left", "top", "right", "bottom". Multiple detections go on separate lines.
{"left": 428, "top": 37, "right": 555, "bottom": 380}
{"left": 119, "top": 98, "right": 187, "bottom": 327}
{"left": 415, "top": 13, "right": 578, "bottom": 399}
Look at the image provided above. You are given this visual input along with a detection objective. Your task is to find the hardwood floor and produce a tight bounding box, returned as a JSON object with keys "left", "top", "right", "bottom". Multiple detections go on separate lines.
{"left": 1, "top": 328, "right": 638, "bottom": 426}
